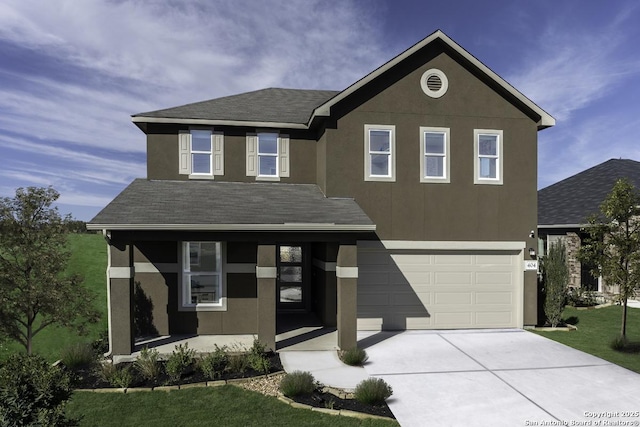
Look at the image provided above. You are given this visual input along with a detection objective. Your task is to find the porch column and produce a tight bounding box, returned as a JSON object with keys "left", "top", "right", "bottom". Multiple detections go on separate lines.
{"left": 256, "top": 245, "right": 276, "bottom": 351}
{"left": 108, "top": 240, "right": 134, "bottom": 355}
{"left": 336, "top": 244, "right": 358, "bottom": 350}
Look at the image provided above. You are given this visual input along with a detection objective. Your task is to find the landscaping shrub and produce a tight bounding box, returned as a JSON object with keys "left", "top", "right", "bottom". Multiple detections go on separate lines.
{"left": 199, "top": 345, "right": 229, "bottom": 380}
{"left": 339, "top": 347, "right": 369, "bottom": 366}
{"left": 91, "top": 329, "right": 109, "bottom": 355}
{"left": 165, "top": 343, "right": 196, "bottom": 382}
{"left": 611, "top": 335, "right": 629, "bottom": 351}
{"left": 247, "top": 338, "right": 270, "bottom": 374}
{"left": 98, "top": 363, "right": 134, "bottom": 388}
{"left": 543, "top": 240, "right": 569, "bottom": 327}
{"left": 134, "top": 347, "right": 161, "bottom": 381}
{"left": 279, "top": 371, "right": 315, "bottom": 397}
{"left": 354, "top": 378, "right": 393, "bottom": 405}
{"left": 0, "top": 353, "right": 77, "bottom": 426}
{"left": 227, "top": 354, "right": 249, "bottom": 375}
{"left": 566, "top": 287, "right": 597, "bottom": 307}
{"left": 60, "top": 342, "right": 96, "bottom": 369}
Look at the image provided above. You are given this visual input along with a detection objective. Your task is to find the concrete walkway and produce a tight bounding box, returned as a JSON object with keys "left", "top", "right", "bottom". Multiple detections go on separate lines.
{"left": 279, "top": 351, "right": 369, "bottom": 391}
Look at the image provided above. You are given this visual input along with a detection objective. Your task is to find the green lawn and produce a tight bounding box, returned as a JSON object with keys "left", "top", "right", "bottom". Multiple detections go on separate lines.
{"left": 532, "top": 305, "right": 640, "bottom": 373}
{"left": 67, "top": 386, "right": 397, "bottom": 427}
{"left": 0, "top": 233, "right": 108, "bottom": 362}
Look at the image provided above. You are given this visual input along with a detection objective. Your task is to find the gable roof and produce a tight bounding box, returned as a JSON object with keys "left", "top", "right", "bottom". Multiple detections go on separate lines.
{"left": 132, "top": 30, "right": 554, "bottom": 131}
{"left": 538, "top": 159, "right": 640, "bottom": 227}
{"left": 87, "top": 179, "right": 375, "bottom": 231}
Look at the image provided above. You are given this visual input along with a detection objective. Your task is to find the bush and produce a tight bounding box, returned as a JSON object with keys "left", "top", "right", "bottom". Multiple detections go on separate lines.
{"left": 249, "top": 338, "right": 267, "bottom": 357}
{"left": 227, "top": 354, "right": 249, "bottom": 375}
{"left": 199, "top": 345, "right": 228, "bottom": 380}
{"left": 543, "top": 240, "right": 569, "bottom": 327}
{"left": 566, "top": 287, "right": 597, "bottom": 307}
{"left": 60, "top": 342, "right": 96, "bottom": 369}
{"left": 165, "top": 343, "right": 196, "bottom": 382}
{"left": 279, "top": 371, "right": 315, "bottom": 397}
{"left": 354, "top": 378, "right": 393, "bottom": 405}
{"left": 611, "top": 336, "right": 629, "bottom": 351}
{"left": 339, "top": 347, "right": 369, "bottom": 366}
{"left": 92, "top": 329, "right": 109, "bottom": 355}
{"left": 98, "top": 363, "right": 134, "bottom": 388}
{"left": 0, "top": 353, "right": 77, "bottom": 426}
{"left": 134, "top": 347, "right": 161, "bottom": 381}
{"left": 249, "top": 353, "right": 271, "bottom": 374}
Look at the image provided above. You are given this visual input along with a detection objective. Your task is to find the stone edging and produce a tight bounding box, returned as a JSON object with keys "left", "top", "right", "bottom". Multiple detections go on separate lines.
{"left": 276, "top": 394, "right": 393, "bottom": 421}
{"left": 74, "top": 371, "right": 285, "bottom": 393}
{"left": 529, "top": 324, "right": 578, "bottom": 332}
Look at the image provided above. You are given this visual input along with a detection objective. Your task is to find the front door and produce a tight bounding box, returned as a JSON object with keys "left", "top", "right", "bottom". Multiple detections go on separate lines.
{"left": 277, "top": 244, "right": 308, "bottom": 311}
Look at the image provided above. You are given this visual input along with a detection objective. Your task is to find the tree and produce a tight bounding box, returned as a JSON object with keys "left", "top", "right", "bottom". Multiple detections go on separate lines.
{"left": 578, "top": 178, "right": 640, "bottom": 341}
{"left": 0, "top": 186, "right": 99, "bottom": 354}
{"left": 543, "top": 239, "right": 569, "bottom": 327}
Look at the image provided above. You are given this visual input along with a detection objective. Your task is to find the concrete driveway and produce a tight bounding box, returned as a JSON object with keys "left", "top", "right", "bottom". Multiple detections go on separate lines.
{"left": 359, "top": 329, "right": 640, "bottom": 427}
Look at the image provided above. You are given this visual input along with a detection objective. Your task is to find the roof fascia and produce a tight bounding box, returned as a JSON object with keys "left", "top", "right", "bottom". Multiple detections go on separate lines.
{"left": 131, "top": 116, "right": 308, "bottom": 130}
{"left": 309, "top": 30, "right": 555, "bottom": 130}
{"left": 87, "top": 223, "right": 376, "bottom": 232}
{"left": 538, "top": 224, "right": 587, "bottom": 229}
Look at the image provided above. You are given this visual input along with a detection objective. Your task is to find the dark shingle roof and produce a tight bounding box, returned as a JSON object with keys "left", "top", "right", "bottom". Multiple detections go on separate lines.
{"left": 89, "top": 179, "right": 373, "bottom": 229}
{"left": 538, "top": 159, "right": 640, "bottom": 226}
{"left": 133, "top": 88, "right": 339, "bottom": 125}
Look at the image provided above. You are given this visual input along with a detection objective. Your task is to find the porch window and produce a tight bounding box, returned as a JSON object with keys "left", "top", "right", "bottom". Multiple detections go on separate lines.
{"left": 181, "top": 242, "right": 223, "bottom": 308}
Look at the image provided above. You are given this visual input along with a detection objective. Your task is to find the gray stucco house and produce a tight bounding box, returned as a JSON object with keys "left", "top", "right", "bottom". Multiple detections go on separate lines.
{"left": 88, "top": 30, "right": 555, "bottom": 357}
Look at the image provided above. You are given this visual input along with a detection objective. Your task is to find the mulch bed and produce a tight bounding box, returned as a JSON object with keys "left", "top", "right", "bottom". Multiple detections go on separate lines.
{"left": 66, "top": 352, "right": 395, "bottom": 419}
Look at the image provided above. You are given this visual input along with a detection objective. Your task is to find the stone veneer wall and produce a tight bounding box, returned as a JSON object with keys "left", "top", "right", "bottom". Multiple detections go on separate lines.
{"left": 565, "top": 232, "right": 581, "bottom": 289}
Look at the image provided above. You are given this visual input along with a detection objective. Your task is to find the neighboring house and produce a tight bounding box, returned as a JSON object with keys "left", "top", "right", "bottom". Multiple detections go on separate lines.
{"left": 538, "top": 158, "right": 640, "bottom": 293}
{"left": 88, "top": 30, "right": 555, "bottom": 357}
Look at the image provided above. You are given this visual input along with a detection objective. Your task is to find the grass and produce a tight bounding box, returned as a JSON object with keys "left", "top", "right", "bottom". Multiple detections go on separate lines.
{"left": 532, "top": 305, "right": 640, "bottom": 373}
{"left": 0, "top": 233, "right": 108, "bottom": 362}
{"left": 67, "top": 386, "right": 398, "bottom": 427}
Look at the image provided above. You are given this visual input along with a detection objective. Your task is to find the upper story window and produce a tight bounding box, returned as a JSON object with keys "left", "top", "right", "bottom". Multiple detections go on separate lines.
{"left": 364, "top": 124, "right": 395, "bottom": 182}
{"left": 180, "top": 241, "right": 226, "bottom": 311}
{"left": 420, "top": 127, "right": 450, "bottom": 183}
{"left": 246, "top": 132, "right": 290, "bottom": 181}
{"left": 474, "top": 129, "right": 503, "bottom": 185}
{"left": 178, "top": 129, "right": 224, "bottom": 179}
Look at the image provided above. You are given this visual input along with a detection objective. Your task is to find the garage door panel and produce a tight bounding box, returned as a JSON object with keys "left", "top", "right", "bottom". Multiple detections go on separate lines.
{"left": 435, "top": 272, "right": 473, "bottom": 285}
{"left": 475, "top": 272, "right": 513, "bottom": 285}
{"left": 358, "top": 245, "right": 521, "bottom": 330}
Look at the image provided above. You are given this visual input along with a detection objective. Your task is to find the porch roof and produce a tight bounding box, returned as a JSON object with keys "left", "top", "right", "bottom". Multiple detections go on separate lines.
{"left": 87, "top": 179, "right": 376, "bottom": 231}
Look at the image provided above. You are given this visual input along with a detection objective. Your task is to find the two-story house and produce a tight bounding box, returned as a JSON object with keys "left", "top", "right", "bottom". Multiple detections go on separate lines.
{"left": 88, "top": 30, "right": 555, "bottom": 357}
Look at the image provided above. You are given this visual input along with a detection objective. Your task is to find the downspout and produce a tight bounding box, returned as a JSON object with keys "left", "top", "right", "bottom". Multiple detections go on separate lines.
{"left": 102, "top": 229, "right": 113, "bottom": 357}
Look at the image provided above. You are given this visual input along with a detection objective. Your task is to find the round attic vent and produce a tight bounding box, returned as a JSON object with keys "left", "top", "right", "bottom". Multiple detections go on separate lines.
{"left": 421, "top": 68, "right": 448, "bottom": 98}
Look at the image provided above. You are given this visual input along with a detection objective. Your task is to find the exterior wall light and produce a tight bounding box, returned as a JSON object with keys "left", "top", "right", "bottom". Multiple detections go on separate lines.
{"left": 528, "top": 248, "right": 536, "bottom": 258}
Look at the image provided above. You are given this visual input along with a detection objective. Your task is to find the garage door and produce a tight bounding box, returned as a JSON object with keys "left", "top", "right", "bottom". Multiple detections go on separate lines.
{"left": 357, "top": 243, "right": 523, "bottom": 330}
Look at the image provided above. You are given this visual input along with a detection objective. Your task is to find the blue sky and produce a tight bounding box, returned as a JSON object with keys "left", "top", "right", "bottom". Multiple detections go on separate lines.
{"left": 1, "top": 0, "right": 640, "bottom": 221}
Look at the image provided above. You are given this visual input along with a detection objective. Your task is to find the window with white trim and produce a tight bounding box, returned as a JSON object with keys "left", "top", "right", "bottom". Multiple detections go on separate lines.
{"left": 420, "top": 127, "right": 450, "bottom": 183}
{"left": 364, "top": 124, "right": 395, "bottom": 182}
{"left": 474, "top": 129, "right": 503, "bottom": 185}
{"left": 181, "top": 242, "right": 224, "bottom": 309}
{"left": 246, "top": 132, "right": 290, "bottom": 180}
{"left": 178, "top": 129, "right": 224, "bottom": 178}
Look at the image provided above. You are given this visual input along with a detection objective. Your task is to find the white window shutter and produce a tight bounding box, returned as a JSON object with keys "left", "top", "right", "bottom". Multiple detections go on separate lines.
{"left": 246, "top": 134, "right": 258, "bottom": 176}
{"left": 178, "top": 131, "right": 191, "bottom": 175}
{"left": 279, "top": 135, "right": 290, "bottom": 178}
{"left": 212, "top": 132, "right": 224, "bottom": 176}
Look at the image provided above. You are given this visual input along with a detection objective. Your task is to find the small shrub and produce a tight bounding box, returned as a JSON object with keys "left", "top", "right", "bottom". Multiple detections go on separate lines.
{"left": 249, "top": 353, "right": 271, "bottom": 374}
{"left": 98, "top": 362, "right": 134, "bottom": 388}
{"left": 165, "top": 343, "right": 196, "bottom": 382}
{"left": 566, "top": 287, "right": 597, "bottom": 307}
{"left": 91, "top": 329, "right": 110, "bottom": 355}
{"left": 279, "top": 371, "right": 315, "bottom": 397}
{"left": 543, "top": 240, "right": 569, "bottom": 327}
{"left": 354, "top": 378, "right": 393, "bottom": 405}
{"left": 0, "top": 353, "right": 77, "bottom": 426}
{"left": 134, "top": 347, "right": 161, "bottom": 380}
{"left": 227, "top": 354, "right": 249, "bottom": 375}
{"left": 60, "top": 342, "right": 96, "bottom": 369}
{"left": 249, "top": 338, "right": 267, "bottom": 357}
{"left": 199, "top": 345, "right": 229, "bottom": 380}
{"left": 339, "top": 347, "right": 369, "bottom": 366}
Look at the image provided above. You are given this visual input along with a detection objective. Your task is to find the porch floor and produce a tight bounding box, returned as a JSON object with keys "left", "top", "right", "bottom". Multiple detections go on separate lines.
{"left": 276, "top": 312, "right": 338, "bottom": 351}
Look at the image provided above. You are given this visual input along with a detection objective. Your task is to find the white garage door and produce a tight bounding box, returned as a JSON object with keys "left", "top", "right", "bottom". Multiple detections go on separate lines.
{"left": 357, "top": 243, "right": 523, "bottom": 330}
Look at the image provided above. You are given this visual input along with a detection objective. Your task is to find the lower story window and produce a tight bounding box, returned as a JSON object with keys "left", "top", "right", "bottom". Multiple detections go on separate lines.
{"left": 182, "top": 242, "right": 222, "bottom": 307}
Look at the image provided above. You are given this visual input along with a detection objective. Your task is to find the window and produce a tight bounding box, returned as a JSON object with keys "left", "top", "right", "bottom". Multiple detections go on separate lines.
{"left": 364, "top": 124, "right": 395, "bottom": 182}
{"left": 474, "top": 129, "right": 503, "bottom": 185}
{"left": 246, "top": 132, "right": 290, "bottom": 180}
{"left": 258, "top": 133, "right": 278, "bottom": 177}
{"left": 178, "top": 129, "right": 224, "bottom": 178}
{"left": 181, "top": 242, "right": 224, "bottom": 310}
{"left": 420, "top": 127, "right": 450, "bottom": 183}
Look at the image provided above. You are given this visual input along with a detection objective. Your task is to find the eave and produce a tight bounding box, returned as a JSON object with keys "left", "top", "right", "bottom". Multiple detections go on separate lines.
{"left": 87, "top": 223, "right": 377, "bottom": 232}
